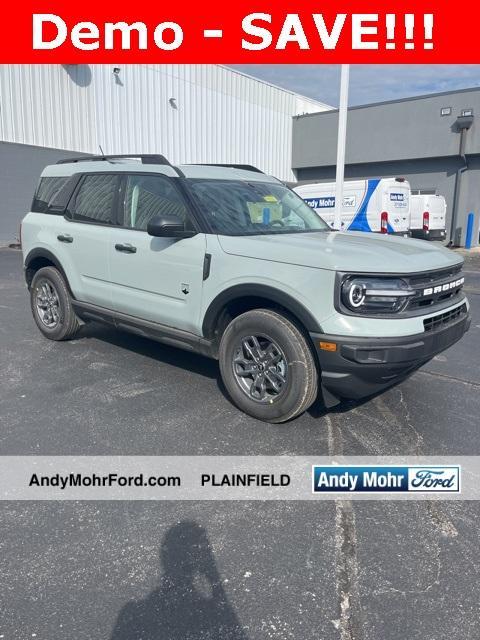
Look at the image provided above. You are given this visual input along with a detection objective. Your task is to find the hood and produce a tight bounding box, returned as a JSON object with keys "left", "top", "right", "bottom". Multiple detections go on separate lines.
{"left": 218, "top": 231, "right": 463, "bottom": 273}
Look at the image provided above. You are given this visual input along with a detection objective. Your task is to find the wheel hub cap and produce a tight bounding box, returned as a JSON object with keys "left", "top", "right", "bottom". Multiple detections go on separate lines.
{"left": 35, "top": 279, "right": 61, "bottom": 329}
{"left": 233, "top": 334, "right": 288, "bottom": 403}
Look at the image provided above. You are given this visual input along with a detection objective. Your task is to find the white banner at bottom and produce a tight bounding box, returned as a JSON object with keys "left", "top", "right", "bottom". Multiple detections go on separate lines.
{"left": 1, "top": 456, "right": 479, "bottom": 500}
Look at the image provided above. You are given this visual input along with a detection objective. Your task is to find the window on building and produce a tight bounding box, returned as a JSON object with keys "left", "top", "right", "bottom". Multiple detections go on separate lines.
{"left": 123, "top": 174, "right": 188, "bottom": 231}
{"left": 73, "top": 174, "right": 120, "bottom": 224}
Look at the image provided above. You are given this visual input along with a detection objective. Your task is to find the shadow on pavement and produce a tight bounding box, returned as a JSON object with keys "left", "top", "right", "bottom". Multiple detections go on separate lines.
{"left": 80, "top": 323, "right": 220, "bottom": 381}
{"left": 79, "top": 321, "right": 393, "bottom": 422}
{"left": 110, "top": 521, "right": 249, "bottom": 640}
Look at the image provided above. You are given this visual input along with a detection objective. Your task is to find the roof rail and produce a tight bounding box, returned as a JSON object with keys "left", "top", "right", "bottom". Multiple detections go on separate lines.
{"left": 56, "top": 154, "right": 172, "bottom": 166}
{"left": 189, "top": 163, "right": 265, "bottom": 174}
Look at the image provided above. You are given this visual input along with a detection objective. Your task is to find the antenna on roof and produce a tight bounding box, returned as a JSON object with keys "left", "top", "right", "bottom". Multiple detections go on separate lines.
{"left": 99, "top": 144, "right": 105, "bottom": 155}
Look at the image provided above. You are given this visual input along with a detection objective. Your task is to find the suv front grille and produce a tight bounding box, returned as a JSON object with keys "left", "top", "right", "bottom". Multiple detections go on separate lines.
{"left": 406, "top": 265, "right": 465, "bottom": 312}
{"left": 408, "top": 264, "right": 462, "bottom": 287}
{"left": 423, "top": 303, "right": 467, "bottom": 332}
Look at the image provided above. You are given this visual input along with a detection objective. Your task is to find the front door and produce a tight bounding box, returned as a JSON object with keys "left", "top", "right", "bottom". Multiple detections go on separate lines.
{"left": 62, "top": 173, "right": 121, "bottom": 307}
{"left": 109, "top": 173, "right": 206, "bottom": 335}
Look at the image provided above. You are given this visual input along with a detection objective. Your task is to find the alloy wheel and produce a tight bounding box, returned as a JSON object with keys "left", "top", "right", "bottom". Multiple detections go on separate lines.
{"left": 35, "top": 278, "right": 62, "bottom": 329}
{"left": 232, "top": 334, "right": 288, "bottom": 403}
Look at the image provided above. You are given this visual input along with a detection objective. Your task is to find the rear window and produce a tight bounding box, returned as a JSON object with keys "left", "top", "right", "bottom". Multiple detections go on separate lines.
{"left": 32, "top": 177, "right": 69, "bottom": 213}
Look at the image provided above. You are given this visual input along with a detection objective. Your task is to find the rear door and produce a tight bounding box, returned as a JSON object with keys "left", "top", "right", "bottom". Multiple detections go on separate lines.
{"left": 409, "top": 195, "right": 423, "bottom": 230}
{"left": 383, "top": 181, "right": 410, "bottom": 233}
{"left": 109, "top": 173, "right": 206, "bottom": 334}
{"left": 428, "top": 196, "right": 447, "bottom": 230}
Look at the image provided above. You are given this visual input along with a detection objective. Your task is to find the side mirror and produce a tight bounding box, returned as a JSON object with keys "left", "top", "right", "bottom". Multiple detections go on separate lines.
{"left": 147, "top": 214, "right": 195, "bottom": 238}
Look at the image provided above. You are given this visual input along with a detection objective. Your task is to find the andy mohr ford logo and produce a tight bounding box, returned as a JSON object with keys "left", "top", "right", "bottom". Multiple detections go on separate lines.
{"left": 312, "top": 465, "right": 460, "bottom": 493}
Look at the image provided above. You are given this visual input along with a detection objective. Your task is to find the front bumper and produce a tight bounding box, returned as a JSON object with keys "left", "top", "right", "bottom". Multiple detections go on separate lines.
{"left": 311, "top": 308, "right": 470, "bottom": 401}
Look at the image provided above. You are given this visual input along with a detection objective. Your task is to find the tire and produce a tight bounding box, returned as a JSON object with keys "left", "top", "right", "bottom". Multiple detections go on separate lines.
{"left": 30, "top": 266, "right": 80, "bottom": 341}
{"left": 219, "top": 309, "right": 318, "bottom": 423}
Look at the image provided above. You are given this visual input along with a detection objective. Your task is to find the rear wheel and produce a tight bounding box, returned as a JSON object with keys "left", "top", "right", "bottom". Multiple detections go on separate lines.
{"left": 30, "top": 266, "right": 80, "bottom": 341}
{"left": 219, "top": 309, "right": 318, "bottom": 423}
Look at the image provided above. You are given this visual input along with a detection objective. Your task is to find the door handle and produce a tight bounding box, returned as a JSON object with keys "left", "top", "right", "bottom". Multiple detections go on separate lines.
{"left": 115, "top": 243, "right": 137, "bottom": 254}
{"left": 57, "top": 234, "right": 73, "bottom": 243}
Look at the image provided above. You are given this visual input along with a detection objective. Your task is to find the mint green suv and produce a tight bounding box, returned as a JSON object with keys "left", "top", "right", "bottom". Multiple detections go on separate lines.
{"left": 22, "top": 155, "right": 470, "bottom": 422}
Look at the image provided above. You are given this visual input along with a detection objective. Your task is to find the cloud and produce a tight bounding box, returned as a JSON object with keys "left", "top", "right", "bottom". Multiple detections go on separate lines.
{"left": 228, "top": 65, "right": 480, "bottom": 107}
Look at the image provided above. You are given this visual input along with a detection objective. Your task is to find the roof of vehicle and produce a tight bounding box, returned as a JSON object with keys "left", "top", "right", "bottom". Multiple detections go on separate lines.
{"left": 410, "top": 193, "right": 446, "bottom": 200}
{"left": 42, "top": 158, "right": 281, "bottom": 184}
{"left": 293, "top": 177, "right": 409, "bottom": 191}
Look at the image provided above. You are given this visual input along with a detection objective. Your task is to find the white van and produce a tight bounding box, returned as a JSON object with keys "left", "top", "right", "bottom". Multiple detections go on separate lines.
{"left": 410, "top": 194, "right": 447, "bottom": 241}
{"left": 294, "top": 178, "right": 411, "bottom": 235}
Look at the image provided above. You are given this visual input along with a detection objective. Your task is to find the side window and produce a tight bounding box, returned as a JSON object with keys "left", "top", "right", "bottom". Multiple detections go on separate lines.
{"left": 32, "top": 177, "right": 69, "bottom": 213}
{"left": 123, "top": 175, "right": 189, "bottom": 231}
{"left": 72, "top": 174, "right": 119, "bottom": 224}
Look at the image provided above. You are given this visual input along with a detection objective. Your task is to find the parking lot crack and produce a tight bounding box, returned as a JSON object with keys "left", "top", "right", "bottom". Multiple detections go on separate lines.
{"left": 417, "top": 369, "right": 480, "bottom": 389}
{"left": 333, "top": 500, "right": 365, "bottom": 640}
{"left": 327, "top": 416, "right": 365, "bottom": 640}
{"left": 397, "top": 390, "right": 425, "bottom": 454}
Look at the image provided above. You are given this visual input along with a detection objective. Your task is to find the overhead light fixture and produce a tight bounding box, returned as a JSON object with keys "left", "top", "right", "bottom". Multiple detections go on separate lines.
{"left": 454, "top": 116, "right": 474, "bottom": 130}
{"left": 440, "top": 107, "right": 451, "bottom": 116}
{"left": 461, "top": 108, "right": 474, "bottom": 117}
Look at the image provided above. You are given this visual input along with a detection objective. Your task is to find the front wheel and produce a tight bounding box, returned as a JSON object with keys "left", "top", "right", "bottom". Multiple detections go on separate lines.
{"left": 219, "top": 309, "right": 318, "bottom": 423}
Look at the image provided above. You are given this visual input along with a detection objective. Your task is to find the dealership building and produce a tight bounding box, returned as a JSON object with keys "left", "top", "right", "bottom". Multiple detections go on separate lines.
{"left": 0, "top": 65, "right": 479, "bottom": 247}
{"left": 0, "top": 64, "right": 329, "bottom": 244}
{"left": 293, "top": 87, "right": 480, "bottom": 247}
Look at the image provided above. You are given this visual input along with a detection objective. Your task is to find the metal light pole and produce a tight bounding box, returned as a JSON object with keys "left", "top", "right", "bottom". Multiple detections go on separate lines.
{"left": 449, "top": 113, "right": 474, "bottom": 246}
{"left": 334, "top": 65, "right": 350, "bottom": 230}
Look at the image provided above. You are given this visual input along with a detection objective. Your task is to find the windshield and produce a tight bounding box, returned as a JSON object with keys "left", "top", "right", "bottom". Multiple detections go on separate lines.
{"left": 185, "top": 179, "right": 330, "bottom": 235}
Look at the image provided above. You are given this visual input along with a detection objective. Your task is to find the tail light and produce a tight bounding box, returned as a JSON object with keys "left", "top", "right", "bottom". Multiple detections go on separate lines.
{"left": 380, "top": 211, "right": 389, "bottom": 234}
{"left": 423, "top": 211, "right": 430, "bottom": 231}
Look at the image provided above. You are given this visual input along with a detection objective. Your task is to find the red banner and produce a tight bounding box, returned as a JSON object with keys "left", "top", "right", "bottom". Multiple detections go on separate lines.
{"left": 0, "top": 1, "right": 478, "bottom": 63}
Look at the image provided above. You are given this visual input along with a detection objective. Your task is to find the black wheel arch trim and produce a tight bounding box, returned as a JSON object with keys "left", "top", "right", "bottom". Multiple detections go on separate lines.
{"left": 202, "top": 284, "right": 322, "bottom": 338}
{"left": 24, "top": 248, "right": 73, "bottom": 293}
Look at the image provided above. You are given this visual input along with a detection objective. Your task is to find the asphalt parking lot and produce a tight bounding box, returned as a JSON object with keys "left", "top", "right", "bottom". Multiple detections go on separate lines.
{"left": 1, "top": 246, "right": 480, "bottom": 640}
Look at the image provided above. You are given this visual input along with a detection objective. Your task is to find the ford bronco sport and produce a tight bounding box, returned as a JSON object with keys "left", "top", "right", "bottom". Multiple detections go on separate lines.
{"left": 22, "top": 155, "right": 470, "bottom": 423}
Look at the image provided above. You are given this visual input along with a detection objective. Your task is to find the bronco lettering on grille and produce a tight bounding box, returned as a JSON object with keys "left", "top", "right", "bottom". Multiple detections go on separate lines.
{"left": 423, "top": 277, "right": 464, "bottom": 297}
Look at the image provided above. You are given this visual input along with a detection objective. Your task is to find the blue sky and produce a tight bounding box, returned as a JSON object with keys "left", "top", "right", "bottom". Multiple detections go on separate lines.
{"left": 228, "top": 65, "right": 480, "bottom": 107}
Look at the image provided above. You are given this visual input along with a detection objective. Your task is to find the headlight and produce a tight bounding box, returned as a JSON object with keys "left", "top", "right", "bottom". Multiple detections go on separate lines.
{"left": 341, "top": 277, "right": 416, "bottom": 314}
